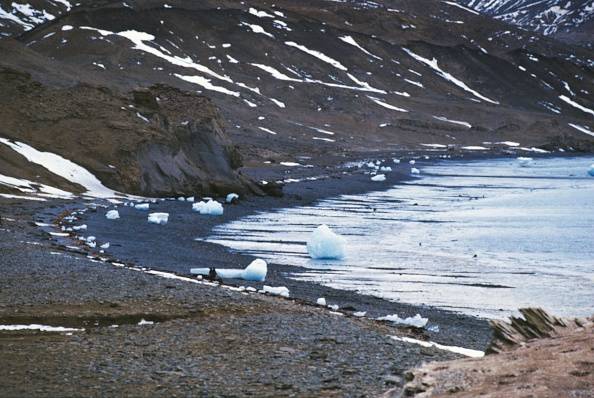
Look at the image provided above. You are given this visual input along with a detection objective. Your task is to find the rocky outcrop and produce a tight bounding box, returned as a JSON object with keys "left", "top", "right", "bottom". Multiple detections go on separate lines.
{"left": 0, "top": 66, "right": 258, "bottom": 197}
{"left": 384, "top": 308, "right": 594, "bottom": 397}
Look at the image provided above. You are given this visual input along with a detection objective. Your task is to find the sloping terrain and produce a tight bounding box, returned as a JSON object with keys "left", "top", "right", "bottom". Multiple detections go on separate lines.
{"left": 456, "top": 0, "right": 594, "bottom": 47}
{"left": 1, "top": 0, "right": 594, "bottom": 197}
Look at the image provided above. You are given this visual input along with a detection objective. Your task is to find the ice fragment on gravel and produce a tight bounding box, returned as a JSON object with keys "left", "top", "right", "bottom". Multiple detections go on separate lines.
{"left": 371, "top": 174, "right": 386, "bottom": 182}
{"left": 226, "top": 193, "right": 239, "bottom": 203}
{"left": 192, "top": 200, "right": 224, "bottom": 215}
{"left": 261, "top": 285, "right": 289, "bottom": 297}
{"left": 307, "top": 224, "right": 346, "bottom": 260}
{"left": 148, "top": 212, "right": 169, "bottom": 225}
{"left": 316, "top": 297, "right": 327, "bottom": 306}
{"left": 135, "top": 203, "right": 150, "bottom": 210}
{"left": 377, "top": 313, "right": 428, "bottom": 328}
{"left": 190, "top": 259, "right": 267, "bottom": 282}
{"left": 105, "top": 210, "right": 120, "bottom": 219}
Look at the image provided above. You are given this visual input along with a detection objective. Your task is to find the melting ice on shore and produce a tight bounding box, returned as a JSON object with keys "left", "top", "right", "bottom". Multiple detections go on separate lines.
{"left": 371, "top": 174, "right": 386, "bottom": 182}
{"left": 316, "top": 297, "right": 327, "bottom": 306}
{"left": 192, "top": 199, "right": 224, "bottom": 215}
{"left": 377, "top": 313, "right": 428, "bottom": 328}
{"left": 190, "top": 259, "right": 267, "bottom": 282}
{"left": 105, "top": 210, "right": 120, "bottom": 220}
{"left": 226, "top": 193, "right": 239, "bottom": 203}
{"left": 148, "top": 212, "right": 169, "bottom": 225}
{"left": 307, "top": 224, "right": 346, "bottom": 260}
{"left": 135, "top": 203, "right": 150, "bottom": 210}
{"left": 517, "top": 157, "right": 534, "bottom": 167}
{"left": 260, "top": 285, "right": 289, "bottom": 297}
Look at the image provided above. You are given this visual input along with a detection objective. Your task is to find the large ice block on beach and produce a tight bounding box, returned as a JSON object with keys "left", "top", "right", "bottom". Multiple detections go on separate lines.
{"left": 377, "top": 313, "right": 428, "bottom": 328}
{"left": 105, "top": 210, "right": 120, "bottom": 220}
{"left": 192, "top": 199, "right": 224, "bottom": 215}
{"left": 307, "top": 224, "right": 345, "bottom": 260}
{"left": 190, "top": 259, "right": 267, "bottom": 282}
{"left": 148, "top": 212, "right": 169, "bottom": 225}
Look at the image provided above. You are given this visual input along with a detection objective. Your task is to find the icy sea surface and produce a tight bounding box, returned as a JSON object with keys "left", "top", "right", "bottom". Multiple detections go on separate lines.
{"left": 205, "top": 157, "right": 594, "bottom": 319}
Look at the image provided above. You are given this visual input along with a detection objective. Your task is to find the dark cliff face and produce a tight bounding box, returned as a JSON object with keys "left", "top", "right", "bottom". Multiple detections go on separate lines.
{"left": 0, "top": 67, "right": 257, "bottom": 197}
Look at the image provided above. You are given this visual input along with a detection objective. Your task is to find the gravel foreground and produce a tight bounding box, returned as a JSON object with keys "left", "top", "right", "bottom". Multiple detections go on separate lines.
{"left": 0, "top": 198, "right": 465, "bottom": 397}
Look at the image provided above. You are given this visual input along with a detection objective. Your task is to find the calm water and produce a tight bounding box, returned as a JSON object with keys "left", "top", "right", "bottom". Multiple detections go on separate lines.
{"left": 204, "top": 157, "right": 594, "bottom": 319}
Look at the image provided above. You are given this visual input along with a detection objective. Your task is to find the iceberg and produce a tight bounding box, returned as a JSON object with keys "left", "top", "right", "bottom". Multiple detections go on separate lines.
{"left": 377, "top": 313, "right": 428, "bottom": 328}
{"left": 307, "top": 224, "right": 346, "bottom": 259}
{"left": 148, "top": 212, "right": 169, "bottom": 225}
{"left": 192, "top": 199, "right": 224, "bottom": 215}
{"left": 190, "top": 259, "right": 267, "bottom": 282}
{"left": 105, "top": 210, "right": 120, "bottom": 220}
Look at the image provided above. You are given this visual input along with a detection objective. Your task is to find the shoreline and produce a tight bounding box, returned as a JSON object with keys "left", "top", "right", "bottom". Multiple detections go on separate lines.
{"left": 41, "top": 152, "right": 507, "bottom": 350}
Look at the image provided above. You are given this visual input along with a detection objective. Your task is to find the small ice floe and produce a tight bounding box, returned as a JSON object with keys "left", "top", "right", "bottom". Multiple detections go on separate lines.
{"left": 148, "top": 212, "right": 169, "bottom": 225}
{"left": 177, "top": 196, "right": 185, "bottom": 201}
{"left": 186, "top": 196, "right": 195, "bottom": 202}
{"left": 411, "top": 168, "right": 420, "bottom": 174}
{"left": 316, "top": 297, "right": 327, "bottom": 306}
{"left": 409, "top": 159, "right": 415, "bottom": 165}
{"left": 190, "top": 259, "right": 267, "bottom": 282}
{"left": 260, "top": 285, "right": 289, "bottom": 298}
{"left": 100, "top": 242, "right": 110, "bottom": 249}
{"left": 226, "top": 193, "right": 239, "bottom": 203}
{"left": 380, "top": 166, "right": 392, "bottom": 172}
{"left": 105, "top": 210, "right": 120, "bottom": 220}
{"left": 135, "top": 203, "right": 150, "bottom": 210}
{"left": 137, "top": 319, "right": 154, "bottom": 326}
{"left": 378, "top": 313, "right": 428, "bottom": 328}
{"left": 517, "top": 157, "right": 534, "bottom": 167}
{"left": 307, "top": 224, "right": 346, "bottom": 260}
{"left": 192, "top": 199, "right": 224, "bottom": 215}
{"left": 393, "top": 159, "right": 401, "bottom": 164}
{"left": 371, "top": 174, "right": 386, "bottom": 182}
{"left": 72, "top": 224, "right": 87, "bottom": 231}
{"left": 588, "top": 164, "right": 594, "bottom": 177}
{"left": 0, "top": 324, "right": 83, "bottom": 333}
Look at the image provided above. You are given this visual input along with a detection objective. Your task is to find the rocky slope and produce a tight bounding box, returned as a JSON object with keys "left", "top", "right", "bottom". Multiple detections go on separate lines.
{"left": 1, "top": 0, "right": 594, "bottom": 197}
{"left": 455, "top": 0, "right": 594, "bottom": 47}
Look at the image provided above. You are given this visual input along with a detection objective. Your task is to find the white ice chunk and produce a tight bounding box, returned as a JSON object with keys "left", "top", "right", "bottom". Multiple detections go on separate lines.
{"left": 378, "top": 313, "right": 428, "bottom": 328}
{"left": 148, "top": 212, "right": 169, "bottom": 225}
{"left": 409, "top": 160, "right": 416, "bottom": 165}
{"left": 190, "top": 259, "right": 268, "bottom": 282}
{"left": 588, "top": 164, "right": 594, "bottom": 177}
{"left": 411, "top": 168, "right": 420, "bottom": 174}
{"left": 135, "top": 203, "right": 150, "bottom": 210}
{"left": 371, "top": 174, "right": 386, "bottom": 181}
{"left": 261, "top": 285, "right": 289, "bottom": 297}
{"left": 380, "top": 166, "right": 392, "bottom": 172}
{"left": 307, "top": 224, "right": 346, "bottom": 260}
{"left": 226, "top": 193, "right": 239, "bottom": 203}
{"left": 100, "top": 242, "right": 110, "bottom": 249}
{"left": 105, "top": 210, "right": 120, "bottom": 219}
{"left": 316, "top": 297, "right": 327, "bottom": 306}
{"left": 0, "top": 324, "right": 82, "bottom": 332}
{"left": 192, "top": 200, "right": 224, "bottom": 215}
{"left": 393, "top": 159, "right": 401, "bottom": 164}
{"left": 353, "top": 311, "right": 367, "bottom": 317}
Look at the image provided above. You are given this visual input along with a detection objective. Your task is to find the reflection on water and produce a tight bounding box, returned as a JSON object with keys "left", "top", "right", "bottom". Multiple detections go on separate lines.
{"left": 203, "top": 157, "right": 594, "bottom": 319}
